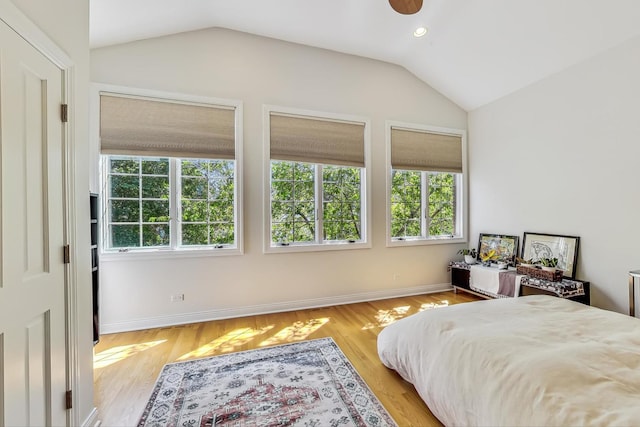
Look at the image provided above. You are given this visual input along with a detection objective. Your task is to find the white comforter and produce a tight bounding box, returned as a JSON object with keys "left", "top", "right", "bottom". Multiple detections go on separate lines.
{"left": 377, "top": 295, "right": 640, "bottom": 426}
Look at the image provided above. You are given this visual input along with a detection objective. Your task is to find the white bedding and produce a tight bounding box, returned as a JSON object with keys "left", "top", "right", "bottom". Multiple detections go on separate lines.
{"left": 377, "top": 295, "right": 640, "bottom": 426}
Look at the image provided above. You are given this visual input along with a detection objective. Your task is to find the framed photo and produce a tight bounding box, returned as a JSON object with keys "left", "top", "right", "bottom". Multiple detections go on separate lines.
{"left": 521, "top": 232, "right": 580, "bottom": 279}
{"left": 477, "top": 233, "right": 519, "bottom": 265}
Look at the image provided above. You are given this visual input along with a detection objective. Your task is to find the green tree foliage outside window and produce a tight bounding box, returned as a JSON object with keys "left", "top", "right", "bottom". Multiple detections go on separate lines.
{"left": 271, "top": 161, "right": 315, "bottom": 243}
{"left": 106, "top": 155, "right": 235, "bottom": 250}
{"left": 391, "top": 169, "right": 456, "bottom": 239}
{"left": 270, "top": 161, "right": 362, "bottom": 245}
{"left": 181, "top": 159, "right": 235, "bottom": 246}
{"left": 428, "top": 172, "right": 456, "bottom": 236}
{"left": 391, "top": 170, "right": 422, "bottom": 238}
{"left": 108, "top": 156, "right": 170, "bottom": 248}
{"left": 323, "top": 166, "right": 361, "bottom": 241}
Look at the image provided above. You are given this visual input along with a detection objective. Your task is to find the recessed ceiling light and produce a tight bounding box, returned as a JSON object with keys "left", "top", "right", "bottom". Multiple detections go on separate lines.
{"left": 413, "top": 27, "right": 428, "bottom": 38}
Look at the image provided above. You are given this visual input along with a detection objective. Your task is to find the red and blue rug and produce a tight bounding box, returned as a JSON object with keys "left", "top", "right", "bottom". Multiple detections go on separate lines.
{"left": 138, "top": 337, "right": 396, "bottom": 426}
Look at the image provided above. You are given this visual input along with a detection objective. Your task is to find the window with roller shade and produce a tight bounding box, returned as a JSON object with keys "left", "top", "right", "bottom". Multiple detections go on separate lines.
{"left": 387, "top": 122, "right": 466, "bottom": 245}
{"left": 265, "top": 106, "right": 370, "bottom": 252}
{"left": 99, "top": 89, "right": 242, "bottom": 253}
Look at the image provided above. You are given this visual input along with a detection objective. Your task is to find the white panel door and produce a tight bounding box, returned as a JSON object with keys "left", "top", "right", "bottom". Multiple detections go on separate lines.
{"left": 0, "top": 20, "right": 67, "bottom": 427}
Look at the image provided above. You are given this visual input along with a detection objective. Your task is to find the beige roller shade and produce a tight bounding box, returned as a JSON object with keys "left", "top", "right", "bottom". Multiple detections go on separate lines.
{"left": 391, "top": 127, "right": 462, "bottom": 173}
{"left": 100, "top": 94, "right": 235, "bottom": 159}
{"left": 270, "top": 113, "right": 365, "bottom": 167}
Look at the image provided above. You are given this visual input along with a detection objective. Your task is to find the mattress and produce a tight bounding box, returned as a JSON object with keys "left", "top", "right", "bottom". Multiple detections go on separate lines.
{"left": 377, "top": 295, "right": 640, "bottom": 426}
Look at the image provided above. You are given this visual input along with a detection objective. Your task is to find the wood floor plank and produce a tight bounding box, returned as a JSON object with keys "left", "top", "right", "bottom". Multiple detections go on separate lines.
{"left": 93, "top": 290, "right": 481, "bottom": 426}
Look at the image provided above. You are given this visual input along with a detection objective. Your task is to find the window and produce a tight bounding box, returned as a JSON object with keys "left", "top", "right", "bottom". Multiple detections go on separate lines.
{"left": 322, "top": 165, "right": 362, "bottom": 241}
{"left": 391, "top": 170, "right": 457, "bottom": 238}
{"left": 181, "top": 159, "right": 235, "bottom": 246}
{"left": 106, "top": 156, "right": 170, "bottom": 248}
{"left": 266, "top": 107, "right": 370, "bottom": 251}
{"left": 99, "top": 88, "right": 242, "bottom": 254}
{"left": 387, "top": 122, "right": 466, "bottom": 245}
{"left": 105, "top": 156, "right": 236, "bottom": 250}
{"left": 271, "top": 161, "right": 316, "bottom": 244}
{"left": 270, "top": 161, "right": 363, "bottom": 245}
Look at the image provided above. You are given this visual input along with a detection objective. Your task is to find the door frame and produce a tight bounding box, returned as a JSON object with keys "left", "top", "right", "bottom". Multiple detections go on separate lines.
{"left": 0, "top": 1, "right": 87, "bottom": 425}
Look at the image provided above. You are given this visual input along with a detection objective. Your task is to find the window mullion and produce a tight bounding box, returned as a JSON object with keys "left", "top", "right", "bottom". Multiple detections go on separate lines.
{"left": 138, "top": 158, "right": 143, "bottom": 247}
{"left": 316, "top": 165, "right": 323, "bottom": 244}
{"left": 206, "top": 162, "right": 211, "bottom": 246}
{"left": 360, "top": 167, "right": 366, "bottom": 242}
{"left": 171, "top": 159, "right": 180, "bottom": 249}
{"left": 454, "top": 173, "right": 461, "bottom": 237}
{"left": 422, "top": 171, "right": 429, "bottom": 238}
{"left": 103, "top": 157, "right": 111, "bottom": 249}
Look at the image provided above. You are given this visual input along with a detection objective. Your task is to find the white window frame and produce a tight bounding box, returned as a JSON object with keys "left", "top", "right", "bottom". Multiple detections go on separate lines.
{"left": 263, "top": 105, "right": 372, "bottom": 253}
{"left": 385, "top": 120, "right": 467, "bottom": 247}
{"left": 92, "top": 84, "right": 243, "bottom": 260}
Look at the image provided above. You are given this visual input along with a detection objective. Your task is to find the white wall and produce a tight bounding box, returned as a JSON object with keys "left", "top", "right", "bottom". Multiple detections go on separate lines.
{"left": 469, "top": 35, "right": 640, "bottom": 314}
{"left": 90, "top": 28, "right": 468, "bottom": 332}
{"left": 6, "top": 0, "right": 94, "bottom": 424}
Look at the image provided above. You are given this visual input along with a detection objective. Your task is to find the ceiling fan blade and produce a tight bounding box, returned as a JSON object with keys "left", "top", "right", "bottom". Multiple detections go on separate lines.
{"left": 389, "top": 0, "right": 423, "bottom": 15}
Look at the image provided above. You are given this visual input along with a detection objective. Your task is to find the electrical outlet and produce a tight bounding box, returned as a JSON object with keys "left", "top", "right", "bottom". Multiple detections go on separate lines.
{"left": 393, "top": 273, "right": 400, "bottom": 281}
{"left": 170, "top": 294, "right": 184, "bottom": 302}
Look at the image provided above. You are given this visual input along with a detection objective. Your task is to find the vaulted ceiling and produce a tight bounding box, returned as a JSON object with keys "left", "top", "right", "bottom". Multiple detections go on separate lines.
{"left": 90, "top": 0, "right": 640, "bottom": 111}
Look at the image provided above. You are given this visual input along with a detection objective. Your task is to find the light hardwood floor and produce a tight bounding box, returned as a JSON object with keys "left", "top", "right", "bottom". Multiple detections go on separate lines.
{"left": 93, "top": 290, "right": 481, "bottom": 426}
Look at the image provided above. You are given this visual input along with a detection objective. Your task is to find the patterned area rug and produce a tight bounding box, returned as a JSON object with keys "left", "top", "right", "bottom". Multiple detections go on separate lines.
{"left": 138, "top": 337, "right": 397, "bottom": 427}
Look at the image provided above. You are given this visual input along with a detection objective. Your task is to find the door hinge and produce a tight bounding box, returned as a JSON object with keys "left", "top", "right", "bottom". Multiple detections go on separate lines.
{"left": 65, "top": 390, "right": 72, "bottom": 410}
{"left": 61, "top": 104, "right": 68, "bottom": 123}
{"left": 63, "top": 245, "right": 70, "bottom": 264}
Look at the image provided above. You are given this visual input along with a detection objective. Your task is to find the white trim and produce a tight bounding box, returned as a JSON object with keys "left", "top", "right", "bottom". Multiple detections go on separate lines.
{"left": 263, "top": 240, "right": 371, "bottom": 254}
{"left": 81, "top": 408, "right": 100, "bottom": 427}
{"left": 100, "top": 246, "right": 242, "bottom": 262}
{"left": 234, "top": 100, "right": 245, "bottom": 255}
{"left": 100, "top": 283, "right": 454, "bottom": 334}
{"left": 314, "top": 166, "right": 323, "bottom": 242}
{"left": 385, "top": 120, "right": 468, "bottom": 247}
{"left": 268, "top": 108, "right": 369, "bottom": 126}
{"left": 91, "top": 83, "right": 244, "bottom": 256}
{"left": 91, "top": 83, "right": 242, "bottom": 110}
{"left": 0, "top": 0, "right": 72, "bottom": 68}
{"left": 385, "top": 122, "right": 393, "bottom": 245}
{"left": 63, "top": 65, "right": 82, "bottom": 427}
{"left": 262, "top": 104, "right": 372, "bottom": 254}
{"left": 387, "top": 236, "right": 467, "bottom": 248}
{"left": 262, "top": 107, "right": 271, "bottom": 252}
{"left": 170, "top": 158, "right": 179, "bottom": 246}
{"left": 363, "top": 115, "right": 372, "bottom": 247}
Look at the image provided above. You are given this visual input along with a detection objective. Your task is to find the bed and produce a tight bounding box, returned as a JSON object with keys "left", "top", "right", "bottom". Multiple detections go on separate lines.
{"left": 377, "top": 295, "right": 640, "bottom": 426}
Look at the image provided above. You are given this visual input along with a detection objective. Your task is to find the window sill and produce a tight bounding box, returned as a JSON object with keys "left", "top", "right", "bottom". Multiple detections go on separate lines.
{"left": 264, "top": 241, "right": 371, "bottom": 254}
{"left": 386, "top": 236, "right": 465, "bottom": 248}
{"left": 101, "top": 246, "right": 242, "bottom": 262}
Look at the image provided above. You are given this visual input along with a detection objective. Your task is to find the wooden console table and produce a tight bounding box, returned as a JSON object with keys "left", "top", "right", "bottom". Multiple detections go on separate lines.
{"left": 520, "top": 276, "right": 590, "bottom": 305}
{"left": 450, "top": 262, "right": 590, "bottom": 305}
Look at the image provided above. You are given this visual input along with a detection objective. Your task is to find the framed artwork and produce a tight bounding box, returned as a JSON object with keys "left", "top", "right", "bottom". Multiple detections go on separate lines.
{"left": 521, "top": 232, "right": 580, "bottom": 279}
{"left": 477, "top": 233, "right": 519, "bottom": 265}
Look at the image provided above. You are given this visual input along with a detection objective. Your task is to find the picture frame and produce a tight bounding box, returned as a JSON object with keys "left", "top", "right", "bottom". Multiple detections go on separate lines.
{"left": 477, "top": 233, "right": 519, "bottom": 265}
{"left": 521, "top": 232, "right": 580, "bottom": 279}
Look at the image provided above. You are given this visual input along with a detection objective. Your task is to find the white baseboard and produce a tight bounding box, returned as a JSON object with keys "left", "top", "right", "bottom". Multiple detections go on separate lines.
{"left": 82, "top": 407, "right": 100, "bottom": 427}
{"left": 100, "top": 283, "right": 453, "bottom": 334}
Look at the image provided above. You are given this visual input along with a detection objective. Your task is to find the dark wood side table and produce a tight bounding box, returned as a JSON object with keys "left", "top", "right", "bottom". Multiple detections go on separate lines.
{"left": 451, "top": 264, "right": 471, "bottom": 292}
{"left": 519, "top": 280, "right": 590, "bottom": 305}
{"left": 450, "top": 262, "right": 590, "bottom": 304}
